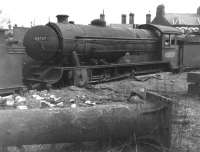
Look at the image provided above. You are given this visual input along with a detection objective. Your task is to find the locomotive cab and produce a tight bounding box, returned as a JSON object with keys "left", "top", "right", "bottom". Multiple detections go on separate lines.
{"left": 162, "top": 33, "right": 180, "bottom": 70}
{"left": 139, "top": 24, "right": 182, "bottom": 70}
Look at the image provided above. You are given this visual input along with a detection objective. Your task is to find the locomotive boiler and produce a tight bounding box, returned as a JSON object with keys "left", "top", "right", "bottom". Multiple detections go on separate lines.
{"left": 23, "top": 15, "right": 181, "bottom": 88}
{"left": 24, "top": 21, "right": 159, "bottom": 63}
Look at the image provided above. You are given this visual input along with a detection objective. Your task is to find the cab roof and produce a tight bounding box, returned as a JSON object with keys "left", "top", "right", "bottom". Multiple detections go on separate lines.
{"left": 138, "top": 24, "right": 182, "bottom": 35}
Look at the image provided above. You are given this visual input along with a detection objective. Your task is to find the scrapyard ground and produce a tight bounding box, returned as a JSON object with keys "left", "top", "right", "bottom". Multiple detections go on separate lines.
{"left": 4, "top": 72, "right": 200, "bottom": 152}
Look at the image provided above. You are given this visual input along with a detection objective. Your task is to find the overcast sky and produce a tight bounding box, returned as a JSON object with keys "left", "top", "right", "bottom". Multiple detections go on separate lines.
{"left": 0, "top": 0, "right": 200, "bottom": 28}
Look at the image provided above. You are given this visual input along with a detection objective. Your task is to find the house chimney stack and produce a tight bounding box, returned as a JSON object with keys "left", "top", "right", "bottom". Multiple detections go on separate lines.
{"left": 129, "top": 13, "right": 134, "bottom": 24}
{"left": 197, "top": 6, "right": 200, "bottom": 15}
{"left": 100, "top": 14, "right": 105, "bottom": 22}
{"left": 121, "top": 14, "right": 126, "bottom": 24}
{"left": 56, "top": 15, "right": 69, "bottom": 23}
{"left": 146, "top": 13, "right": 151, "bottom": 24}
{"left": 156, "top": 4, "right": 165, "bottom": 17}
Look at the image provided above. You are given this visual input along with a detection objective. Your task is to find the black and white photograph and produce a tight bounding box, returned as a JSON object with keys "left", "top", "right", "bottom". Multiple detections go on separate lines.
{"left": 0, "top": 0, "right": 199, "bottom": 151}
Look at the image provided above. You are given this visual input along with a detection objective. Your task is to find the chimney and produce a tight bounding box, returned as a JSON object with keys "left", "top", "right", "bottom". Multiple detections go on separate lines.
{"left": 69, "top": 21, "right": 75, "bottom": 24}
{"left": 197, "top": 6, "right": 200, "bottom": 15}
{"left": 129, "top": 13, "right": 134, "bottom": 24}
{"left": 156, "top": 4, "right": 165, "bottom": 17}
{"left": 100, "top": 14, "right": 105, "bottom": 22}
{"left": 121, "top": 14, "right": 126, "bottom": 24}
{"left": 146, "top": 13, "right": 151, "bottom": 24}
{"left": 56, "top": 15, "right": 69, "bottom": 23}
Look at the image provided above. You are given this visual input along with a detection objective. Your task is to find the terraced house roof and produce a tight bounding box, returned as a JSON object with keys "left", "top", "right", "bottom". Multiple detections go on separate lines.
{"left": 165, "top": 13, "right": 200, "bottom": 26}
{"left": 152, "top": 4, "right": 200, "bottom": 27}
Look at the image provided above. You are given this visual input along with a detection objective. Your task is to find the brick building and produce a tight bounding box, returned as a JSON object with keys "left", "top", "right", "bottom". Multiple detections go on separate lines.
{"left": 152, "top": 4, "right": 200, "bottom": 33}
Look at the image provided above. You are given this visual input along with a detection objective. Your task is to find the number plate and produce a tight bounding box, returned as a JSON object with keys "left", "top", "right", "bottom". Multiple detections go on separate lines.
{"left": 34, "top": 36, "right": 47, "bottom": 41}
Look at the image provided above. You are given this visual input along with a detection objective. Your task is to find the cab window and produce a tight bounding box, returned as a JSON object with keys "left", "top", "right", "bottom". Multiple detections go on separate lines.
{"left": 164, "top": 34, "right": 170, "bottom": 46}
{"left": 164, "top": 34, "right": 176, "bottom": 47}
{"left": 171, "top": 35, "right": 176, "bottom": 45}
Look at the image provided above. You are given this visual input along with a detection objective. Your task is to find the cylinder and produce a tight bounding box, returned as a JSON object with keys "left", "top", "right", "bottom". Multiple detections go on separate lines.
{"left": 121, "top": 14, "right": 126, "bottom": 24}
{"left": 0, "top": 101, "right": 171, "bottom": 146}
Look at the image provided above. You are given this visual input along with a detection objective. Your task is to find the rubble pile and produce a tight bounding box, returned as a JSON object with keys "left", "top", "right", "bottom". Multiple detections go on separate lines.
{"left": 0, "top": 73, "right": 170, "bottom": 110}
{"left": 0, "top": 88, "right": 98, "bottom": 110}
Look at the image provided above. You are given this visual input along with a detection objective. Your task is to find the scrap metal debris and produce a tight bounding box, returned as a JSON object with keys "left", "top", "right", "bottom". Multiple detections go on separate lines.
{"left": 0, "top": 89, "right": 98, "bottom": 109}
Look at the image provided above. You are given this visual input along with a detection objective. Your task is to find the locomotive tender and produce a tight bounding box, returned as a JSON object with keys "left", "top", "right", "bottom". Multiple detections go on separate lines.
{"left": 23, "top": 16, "right": 182, "bottom": 88}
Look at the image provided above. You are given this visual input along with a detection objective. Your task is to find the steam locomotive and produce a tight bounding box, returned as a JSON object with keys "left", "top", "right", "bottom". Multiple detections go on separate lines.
{"left": 23, "top": 16, "right": 182, "bottom": 88}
